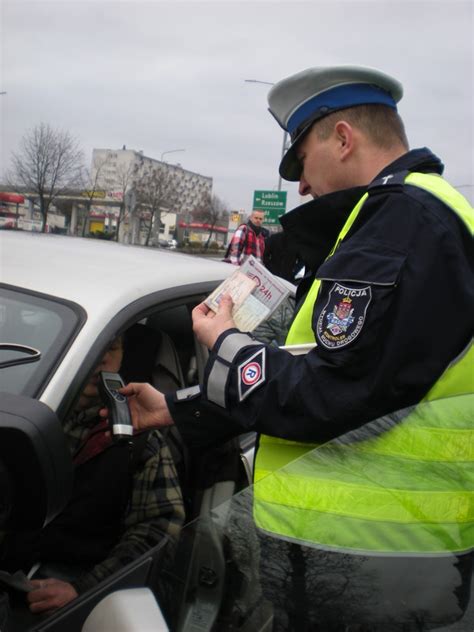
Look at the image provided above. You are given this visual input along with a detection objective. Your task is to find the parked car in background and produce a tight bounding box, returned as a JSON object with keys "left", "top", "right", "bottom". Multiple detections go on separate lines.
{"left": 153, "top": 238, "right": 177, "bottom": 249}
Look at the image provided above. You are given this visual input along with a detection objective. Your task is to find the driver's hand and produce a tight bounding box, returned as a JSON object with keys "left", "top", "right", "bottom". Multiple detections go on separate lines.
{"left": 28, "top": 578, "right": 78, "bottom": 614}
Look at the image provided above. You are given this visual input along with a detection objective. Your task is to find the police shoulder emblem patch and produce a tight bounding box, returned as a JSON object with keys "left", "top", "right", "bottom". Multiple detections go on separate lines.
{"left": 316, "top": 283, "right": 372, "bottom": 349}
{"left": 238, "top": 348, "right": 266, "bottom": 402}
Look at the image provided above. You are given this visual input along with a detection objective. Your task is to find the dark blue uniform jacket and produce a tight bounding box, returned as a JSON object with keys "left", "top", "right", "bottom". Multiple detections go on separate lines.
{"left": 167, "top": 148, "right": 473, "bottom": 448}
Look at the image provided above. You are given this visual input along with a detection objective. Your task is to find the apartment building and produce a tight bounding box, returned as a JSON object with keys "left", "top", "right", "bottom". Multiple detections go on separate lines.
{"left": 91, "top": 147, "right": 213, "bottom": 214}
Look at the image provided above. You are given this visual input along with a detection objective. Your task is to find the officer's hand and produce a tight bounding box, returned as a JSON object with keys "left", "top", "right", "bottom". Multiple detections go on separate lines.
{"left": 192, "top": 294, "right": 235, "bottom": 349}
{"left": 28, "top": 578, "right": 78, "bottom": 613}
{"left": 109, "top": 382, "right": 174, "bottom": 430}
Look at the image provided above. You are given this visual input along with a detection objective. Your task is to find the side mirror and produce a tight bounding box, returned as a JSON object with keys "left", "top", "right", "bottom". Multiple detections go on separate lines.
{"left": 0, "top": 393, "right": 73, "bottom": 530}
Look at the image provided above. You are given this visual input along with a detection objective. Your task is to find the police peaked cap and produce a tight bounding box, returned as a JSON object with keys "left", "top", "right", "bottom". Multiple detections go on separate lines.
{"left": 267, "top": 65, "right": 404, "bottom": 182}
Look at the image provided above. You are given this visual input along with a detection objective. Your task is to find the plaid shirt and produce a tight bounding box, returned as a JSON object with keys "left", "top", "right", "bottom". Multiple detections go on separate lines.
{"left": 63, "top": 406, "right": 184, "bottom": 594}
{"left": 225, "top": 223, "right": 265, "bottom": 265}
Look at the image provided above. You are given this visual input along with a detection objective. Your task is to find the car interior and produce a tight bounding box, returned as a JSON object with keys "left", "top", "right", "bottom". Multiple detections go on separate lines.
{"left": 2, "top": 295, "right": 254, "bottom": 632}
{"left": 136, "top": 302, "right": 259, "bottom": 632}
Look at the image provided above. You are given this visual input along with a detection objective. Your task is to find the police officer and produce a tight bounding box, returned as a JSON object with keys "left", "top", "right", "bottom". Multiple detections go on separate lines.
{"left": 118, "top": 66, "right": 473, "bottom": 630}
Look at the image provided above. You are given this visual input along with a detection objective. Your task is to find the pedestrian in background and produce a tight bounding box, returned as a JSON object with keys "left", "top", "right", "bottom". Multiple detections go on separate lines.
{"left": 223, "top": 209, "right": 266, "bottom": 265}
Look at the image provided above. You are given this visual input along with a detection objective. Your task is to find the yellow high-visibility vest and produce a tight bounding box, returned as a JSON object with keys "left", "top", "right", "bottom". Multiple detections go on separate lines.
{"left": 254, "top": 173, "right": 474, "bottom": 554}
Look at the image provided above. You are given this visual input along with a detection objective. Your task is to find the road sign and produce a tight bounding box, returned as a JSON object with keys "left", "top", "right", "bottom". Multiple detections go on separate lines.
{"left": 252, "top": 190, "right": 287, "bottom": 225}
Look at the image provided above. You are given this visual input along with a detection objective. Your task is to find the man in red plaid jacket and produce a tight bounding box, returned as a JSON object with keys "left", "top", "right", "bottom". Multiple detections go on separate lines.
{"left": 224, "top": 210, "right": 266, "bottom": 265}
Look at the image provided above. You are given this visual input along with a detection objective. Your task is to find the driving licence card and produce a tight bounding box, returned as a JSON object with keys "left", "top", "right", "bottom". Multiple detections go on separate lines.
{"left": 205, "top": 270, "right": 258, "bottom": 313}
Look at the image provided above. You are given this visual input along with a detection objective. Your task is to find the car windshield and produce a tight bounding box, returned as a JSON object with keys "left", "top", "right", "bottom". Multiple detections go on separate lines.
{"left": 0, "top": 286, "right": 81, "bottom": 397}
{"left": 152, "top": 395, "right": 473, "bottom": 632}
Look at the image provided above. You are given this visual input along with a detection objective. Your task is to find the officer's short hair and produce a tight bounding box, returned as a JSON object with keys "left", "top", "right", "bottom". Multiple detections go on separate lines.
{"left": 312, "top": 103, "right": 409, "bottom": 150}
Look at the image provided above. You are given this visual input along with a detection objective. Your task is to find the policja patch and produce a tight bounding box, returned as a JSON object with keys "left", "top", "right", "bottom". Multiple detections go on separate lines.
{"left": 316, "top": 282, "right": 372, "bottom": 349}
{"left": 238, "top": 348, "right": 266, "bottom": 402}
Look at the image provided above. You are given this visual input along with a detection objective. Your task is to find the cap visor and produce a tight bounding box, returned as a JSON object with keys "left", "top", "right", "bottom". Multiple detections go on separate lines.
{"left": 278, "top": 119, "right": 316, "bottom": 182}
{"left": 279, "top": 142, "right": 303, "bottom": 182}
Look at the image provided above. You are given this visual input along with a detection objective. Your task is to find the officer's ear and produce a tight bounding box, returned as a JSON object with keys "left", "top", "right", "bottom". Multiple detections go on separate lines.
{"left": 333, "top": 120, "right": 354, "bottom": 161}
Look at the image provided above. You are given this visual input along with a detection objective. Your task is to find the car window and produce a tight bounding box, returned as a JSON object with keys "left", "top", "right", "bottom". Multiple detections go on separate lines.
{"left": 0, "top": 286, "right": 82, "bottom": 397}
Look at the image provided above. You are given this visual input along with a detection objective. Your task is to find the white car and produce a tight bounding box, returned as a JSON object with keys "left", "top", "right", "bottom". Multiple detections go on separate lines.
{"left": 1, "top": 231, "right": 472, "bottom": 632}
{"left": 0, "top": 231, "right": 252, "bottom": 631}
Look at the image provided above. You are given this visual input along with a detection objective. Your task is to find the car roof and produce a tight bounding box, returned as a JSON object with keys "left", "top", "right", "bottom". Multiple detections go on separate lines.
{"left": 1, "top": 231, "right": 231, "bottom": 311}
{"left": 1, "top": 231, "right": 233, "bottom": 410}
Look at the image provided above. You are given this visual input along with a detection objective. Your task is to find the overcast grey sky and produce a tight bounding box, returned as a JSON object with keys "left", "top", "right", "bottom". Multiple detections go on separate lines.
{"left": 1, "top": 0, "right": 473, "bottom": 212}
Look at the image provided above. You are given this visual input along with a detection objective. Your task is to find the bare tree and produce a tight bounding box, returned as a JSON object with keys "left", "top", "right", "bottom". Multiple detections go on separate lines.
{"left": 8, "top": 123, "right": 84, "bottom": 232}
{"left": 192, "top": 192, "right": 229, "bottom": 249}
{"left": 133, "top": 163, "right": 182, "bottom": 247}
{"left": 79, "top": 155, "right": 110, "bottom": 236}
{"left": 114, "top": 161, "right": 136, "bottom": 242}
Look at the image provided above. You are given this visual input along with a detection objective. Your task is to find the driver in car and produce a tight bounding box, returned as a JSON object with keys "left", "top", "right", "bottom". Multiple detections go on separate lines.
{"left": 1, "top": 333, "right": 184, "bottom": 614}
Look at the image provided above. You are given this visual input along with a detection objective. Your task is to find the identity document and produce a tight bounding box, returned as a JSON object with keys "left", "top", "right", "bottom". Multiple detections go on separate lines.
{"left": 205, "top": 256, "right": 290, "bottom": 331}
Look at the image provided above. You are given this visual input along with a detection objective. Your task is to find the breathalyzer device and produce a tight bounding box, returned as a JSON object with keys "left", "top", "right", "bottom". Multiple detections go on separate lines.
{"left": 98, "top": 371, "right": 134, "bottom": 444}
